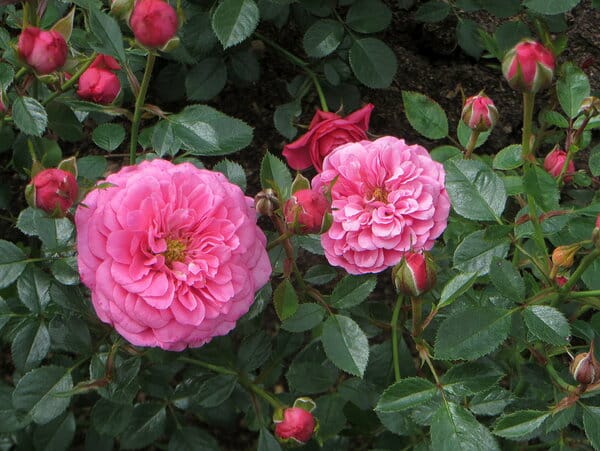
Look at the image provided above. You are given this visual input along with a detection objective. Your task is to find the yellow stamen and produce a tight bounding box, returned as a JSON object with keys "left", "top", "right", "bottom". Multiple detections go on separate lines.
{"left": 164, "top": 238, "right": 186, "bottom": 264}
{"left": 371, "top": 187, "right": 388, "bottom": 203}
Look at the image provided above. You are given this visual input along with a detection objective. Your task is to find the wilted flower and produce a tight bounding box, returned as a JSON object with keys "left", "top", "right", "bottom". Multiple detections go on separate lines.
{"left": 502, "top": 39, "right": 555, "bottom": 93}
{"left": 75, "top": 159, "right": 271, "bottom": 351}
{"left": 27, "top": 168, "right": 78, "bottom": 216}
{"left": 313, "top": 136, "right": 450, "bottom": 275}
{"left": 130, "top": 0, "right": 178, "bottom": 48}
{"left": 461, "top": 93, "right": 498, "bottom": 132}
{"left": 275, "top": 407, "right": 316, "bottom": 444}
{"left": 17, "top": 27, "right": 68, "bottom": 74}
{"left": 284, "top": 188, "right": 329, "bottom": 234}
{"left": 282, "top": 104, "right": 374, "bottom": 172}
{"left": 544, "top": 149, "right": 575, "bottom": 182}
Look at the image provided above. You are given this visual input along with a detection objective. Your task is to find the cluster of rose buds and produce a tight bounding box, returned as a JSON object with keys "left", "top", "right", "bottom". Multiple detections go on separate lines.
{"left": 17, "top": 27, "right": 68, "bottom": 75}
{"left": 392, "top": 252, "right": 437, "bottom": 297}
{"left": 77, "top": 55, "right": 122, "bottom": 104}
{"left": 502, "top": 39, "right": 555, "bottom": 94}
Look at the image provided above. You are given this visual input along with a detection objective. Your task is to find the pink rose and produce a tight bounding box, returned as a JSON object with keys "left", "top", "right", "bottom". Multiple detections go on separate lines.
{"left": 130, "top": 0, "right": 178, "bottom": 48}
{"left": 461, "top": 94, "right": 498, "bottom": 132}
{"left": 313, "top": 136, "right": 450, "bottom": 275}
{"left": 29, "top": 168, "right": 78, "bottom": 216}
{"left": 75, "top": 159, "right": 272, "bottom": 351}
{"left": 282, "top": 104, "right": 374, "bottom": 172}
{"left": 17, "top": 27, "right": 68, "bottom": 75}
{"left": 77, "top": 55, "right": 121, "bottom": 104}
{"left": 392, "top": 252, "right": 437, "bottom": 297}
{"left": 284, "top": 188, "right": 329, "bottom": 234}
{"left": 544, "top": 149, "right": 575, "bottom": 182}
{"left": 502, "top": 39, "right": 555, "bottom": 93}
{"left": 275, "top": 408, "right": 316, "bottom": 444}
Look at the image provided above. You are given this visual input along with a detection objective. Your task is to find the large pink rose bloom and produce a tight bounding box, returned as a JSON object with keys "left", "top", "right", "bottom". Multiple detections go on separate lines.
{"left": 75, "top": 159, "right": 271, "bottom": 351}
{"left": 314, "top": 137, "right": 450, "bottom": 275}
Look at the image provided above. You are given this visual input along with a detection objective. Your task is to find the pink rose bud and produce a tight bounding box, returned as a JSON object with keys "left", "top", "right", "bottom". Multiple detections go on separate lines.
{"left": 502, "top": 39, "right": 555, "bottom": 93}
{"left": 284, "top": 188, "right": 329, "bottom": 234}
{"left": 543, "top": 149, "right": 575, "bottom": 182}
{"left": 130, "top": 0, "right": 178, "bottom": 48}
{"left": 274, "top": 407, "right": 316, "bottom": 444}
{"left": 28, "top": 168, "right": 78, "bottom": 216}
{"left": 461, "top": 94, "right": 498, "bottom": 132}
{"left": 555, "top": 276, "right": 568, "bottom": 287}
{"left": 77, "top": 55, "right": 121, "bottom": 104}
{"left": 17, "top": 27, "right": 68, "bottom": 75}
{"left": 283, "top": 103, "right": 374, "bottom": 172}
{"left": 392, "top": 252, "right": 436, "bottom": 297}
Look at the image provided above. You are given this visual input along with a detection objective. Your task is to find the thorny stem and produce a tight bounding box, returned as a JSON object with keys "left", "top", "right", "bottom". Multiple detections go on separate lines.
{"left": 411, "top": 296, "right": 422, "bottom": 338}
{"left": 129, "top": 52, "right": 156, "bottom": 164}
{"left": 391, "top": 294, "right": 403, "bottom": 382}
{"left": 521, "top": 92, "right": 536, "bottom": 162}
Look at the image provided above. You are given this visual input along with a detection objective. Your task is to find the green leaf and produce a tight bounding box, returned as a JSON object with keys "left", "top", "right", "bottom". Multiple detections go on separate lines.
{"left": 120, "top": 403, "right": 166, "bottom": 449}
{"left": 445, "top": 159, "right": 506, "bottom": 221}
{"left": 170, "top": 105, "right": 253, "bottom": 156}
{"left": 523, "top": 165, "right": 559, "bottom": 211}
{"left": 91, "top": 399, "right": 133, "bottom": 437}
{"left": 185, "top": 57, "right": 228, "bottom": 101}
{"left": 273, "top": 279, "right": 299, "bottom": 321}
{"left": 49, "top": 315, "right": 92, "bottom": 354}
{"left": 196, "top": 375, "right": 237, "bottom": 407}
{"left": 489, "top": 257, "right": 524, "bottom": 302}
{"left": 13, "top": 366, "right": 73, "bottom": 425}
{"left": 0, "top": 239, "right": 28, "bottom": 289}
{"left": 402, "top": 91, "right": 448, "bottom": 140}
{"left": 523, "top": 305, "right": 570, "bottom": 346}
{"left": 47, "top": 102, "right": 83, "bottom": 142}
{"left": 457, "top": 19, "right": 483, "bottom": 59}
{"left": 238, "top": 331, "right": 271, "bottom": 372}
{"left": 375, "top": 378, "right": 438, "bottom": 413}
{"left": 434, "top": 306, "right": 512, "bottom": 360}
{"left": 304, "top": 265, "right": 337, "bottom": 285}
{"left": 557, "top": 62, "right": 590, "bottom": 118}
{"left": 349, "top": 38, "right": 397, "bottom": 89}
{"left": 346, "top": 0, "right": 392, "bottom": 33}
{"left": 92, "top": 123, "right": 126, "bottom": 152}
{"left": 454, "top": 230, "right": 510, "bottom": 275}
{"left": 543, "top": 111, "right": 570, "bottom": 128}
{"left": 169, "top": 427, "right": 219, "bottom": 451}
{"left": 469, "top": 388, "right": 513, "bottom": 416}
{"left": 303, "top": 20, "right": 344, "bottom": 58}
{"left": 152, "top": 121, "right": 180, "bottom": 157}
{"left": 260, "top": 151, "right": 292, "bottom": 196}
{"left": 17, "top": 266, "right": 51, "bottom": 313}
{"left": 431, "top": 402, "right": 500, "bottom": 451}
{"left": 315, "top": 394, "right": 347, "bottom": 441}
{"left": 524, "top": 0, "right": 582, "bottom": 15}
{"left": 493, "top": 145, "right": 523, "bottom": 170}
{"left": 322, "top": 315, "right": 369, "bottom": 377}
{"left": 281, "top": 303, "right": 325, "bottom": 333}
{"left": 33, "top": 411, "right": 76, "bottom": 451}
{"left": 274, "top": 102, "right": 302, "bottom": 139}
{"left": 0, "top": 62, "right": 14, "bottom": 90}
{"left": 583, "top": 405, "right": 600, "bottom": 450}
{"left": 211, "top": 0, "right": 260, "bottom": 49}
{"left": 88, "top": 8, "right": 126, "bottom": 62}
{"left": 415, "top": 0, "right": 451, "bottom": 22}
{"left": 438, "top": 271, "right": 479, "bottom": 309}
{"left": 12, "top": 97, "right": 47, "bottom": 136}
{"left": 457, "top": 121, "right": 492, "bottom": 149}
{"left": 213, "top": 159, "right": 247, "bottom": 191}
{"left": 257, "top": 428, "right": 281, "bottom": 451}
{"left": 590, "top": 144, "right": 600, "bottom": 176}
{"left": 330, "top": 274, "right": 377, "bottom": 309}
{"left": 493, "top": 410, "right": 549, "bottom": 440}
{"left": 287, "top": 361, "right": 338, "bottom": 394}
{"left": 441, "top": 362, "right": 503, "bottom": 397}
{"left": 12, "top": 321, "right": 51, "bottom": 372}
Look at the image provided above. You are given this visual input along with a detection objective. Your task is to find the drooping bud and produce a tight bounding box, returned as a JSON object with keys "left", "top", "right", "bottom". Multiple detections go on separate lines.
{"left": 571, "top": 343, "right": 600, "bottom": 385}
{"left": 17, "top": 27, "right": 68, "bottom": 75}
{"left": 461, "top": 93, "right": 498, "bottom": 132}
{"left": 502, "top": 39, "right": 555, "bottom": 93}
{"left": 284, "top": 188, "right": 329, "bottom": 234}
{"left": 27, "top": 168, "right": 78, "bottom": 217}
{"left": 255, "top": 189, "right": 279, "bottom": 217}
{"left": 551, "top": 243, "right": 581, "bottom": 268}
{"left": 274, "top": 406, "right": 316, "bottom": 444}
{"left": 544, "top": 148, "right": 575, "bottom": 182}
{"left": 392, "top": 252, "right": 437, "bottom": 297}
{"left": 130, "top": 0, "right": 178, "bottom": 48}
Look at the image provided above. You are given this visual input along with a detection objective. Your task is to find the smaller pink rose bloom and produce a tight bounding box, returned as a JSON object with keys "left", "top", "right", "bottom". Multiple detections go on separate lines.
{"left": 392, "top": 252, "right": 436, "bottom": 297}
{"left": 77, "top": 55, "right": 121, "bottom": 104}
{"left": 284, "top": 188, "right": 329, "bottom": 234}
{"left": 283, "top": 103, "right": 374, "bottom": 172}
{"left": 29, "top": 168, "right": 78, "bottom": 216}
{"left": 502, "top": 39, "right": 555, "bottom": 93}
{"left": 544, "top": 149, "right": 575, "bottom": 182}
{"left": 17, "top": 27, "right": 68, "bottom": 75}
{"left": 275, "top": 408, "right": 316, "bottom": 444}
{"left": 314, "top": 136, "right": 450, "bottom": 275}
{"left": 130, "top": 0, "right": 178, "bottom": 48}
{"left": 461, "top": 94, "right": 498, "bottom": 132}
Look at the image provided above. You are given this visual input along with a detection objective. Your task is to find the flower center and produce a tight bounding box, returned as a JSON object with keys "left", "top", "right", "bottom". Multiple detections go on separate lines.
{"left": 164, "top": 238, "right": 186, "bottom": 264}
{"left": 371, "top": 187, "right": 388, "bottom": 203}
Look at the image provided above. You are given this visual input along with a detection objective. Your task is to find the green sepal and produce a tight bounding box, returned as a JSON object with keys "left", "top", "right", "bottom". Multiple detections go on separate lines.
{"left": 291, "top": 173, "right": 310, "bottom": 194}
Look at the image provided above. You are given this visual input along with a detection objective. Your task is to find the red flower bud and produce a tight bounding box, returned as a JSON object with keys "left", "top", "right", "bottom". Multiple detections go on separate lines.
{"left": 544, "top": 149, "right": 575, "bottom": 182}
{"left": 28, "top": 168, "right": 78, "bottom": 216}
{"left": 392, "top": 252, "right": 437, "bottom": 297}
{"left": 502, "top": 39, "right": 555, "bottom": 93}
{"left": 274, "top": 407, "right": 316, "bottom": 444}
{"left": 77, "top": 55, "right": 121, "bottom": 104}
{"left": 461, "top": 94, "right": 498, "bottom": 132}
{"left": 284, "top": 188, "right": 329, "bottom": 234}
{"left": 130, "top": 0, "right": 178, "bottom": 48}
{"left": 17, "top": 27, "right": 68, "bottom": 75}
{"left": 555, "top": 276, "right": 568, "bottom": 287}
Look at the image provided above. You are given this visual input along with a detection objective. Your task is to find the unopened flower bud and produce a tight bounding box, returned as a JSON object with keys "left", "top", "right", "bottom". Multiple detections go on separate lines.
{"left": 555, "top": 275, "right": 568, "bottom": 287}
{"left": 544, "top": 149, "right": 575, "bottom": 182}
{"left": 461, "top": 93, "right": 498, "bottom": 132}
{"left": 77, "top": 54, "right": 121, "bottom": 104}
{"left": 552, "top": 243, "right": 580, "bottom": 268}
{"left": 17, "top": 27, "right": 68, "bottom": 75}
{"left": 274, "top": 407, "right": 316, "bottom": 444}
{"left": 392, "top": 252, "right": 436, "bottom": 297}
{"left": 593, "top": 214, "right": 600, "bottom": 249}
{"left": 502, "top": 39, "right": 555, "bottom": 93}
{"left": 284, "top": 188, "right": 329, "bottom": 234}
{"left": 130, "top": 0, "right": 178, "bottom": 48}
{"left": 571, "top": 350, "right": 600, "bottom": 385}
{"left": 255, "top": 189, "right": 278, "bottom": 217}
{"left": 580, "top": 96, "right": 600, "bottom": 117}
{"left": 27, "top": 168, "right": 78, "bottom": 216}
